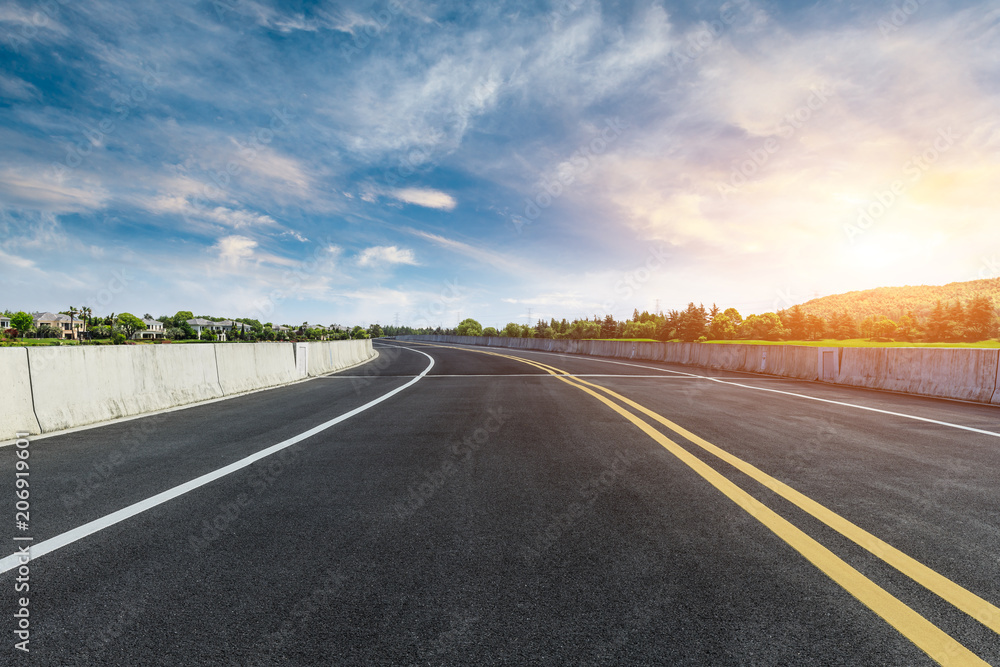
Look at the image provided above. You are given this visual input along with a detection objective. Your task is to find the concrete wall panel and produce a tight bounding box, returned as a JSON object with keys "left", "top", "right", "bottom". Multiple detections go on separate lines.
{"left": 29, "top": 344, "right": 224, "bottom": 433}
{"left": 0, "top": 348, "right": 40, "bottom": 440}
{"left": 216, "top": 343, "right": 299, "bottom": 394}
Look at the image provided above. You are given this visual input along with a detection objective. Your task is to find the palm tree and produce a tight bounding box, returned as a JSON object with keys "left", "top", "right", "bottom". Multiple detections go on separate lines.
{"left": 80, "top": 306, "right": 92, "bottom": 340}
{"left": 67, "top": 306, "right": 78, "bottom": 341}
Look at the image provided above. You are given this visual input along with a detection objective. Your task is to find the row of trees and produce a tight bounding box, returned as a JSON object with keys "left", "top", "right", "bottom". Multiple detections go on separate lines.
{"left": 446, "top": 295, "right": 998, "bottom": 343}
{"left": 2, "top": 308, "right": 376, "bottom": 344}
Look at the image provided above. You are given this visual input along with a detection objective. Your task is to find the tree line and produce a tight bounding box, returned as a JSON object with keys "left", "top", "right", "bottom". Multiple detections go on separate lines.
{"left": 441, "top": 295, "right": 998, "bottom": 343}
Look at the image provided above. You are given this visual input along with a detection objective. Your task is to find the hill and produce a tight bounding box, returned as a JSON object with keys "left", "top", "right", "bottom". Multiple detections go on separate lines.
{"left": 795, "top": 278, "right": 1000, "bottom": 321}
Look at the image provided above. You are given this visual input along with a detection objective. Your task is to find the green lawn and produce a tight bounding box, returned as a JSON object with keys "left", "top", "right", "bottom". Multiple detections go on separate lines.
{"left": 704, "top": 338, "right": 1000, "bottom": 348}
{"left": 1, "top": 338, "right": 78, "bottom": 346}
{"left": 592, "top": 338, "right": 1000, "bottom": 348}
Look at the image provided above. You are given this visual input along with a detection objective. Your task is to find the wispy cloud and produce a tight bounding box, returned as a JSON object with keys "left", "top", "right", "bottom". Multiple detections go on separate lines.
{"left": 387, "top": 188, "right": 457, "bottom": 211}
{"left": 2, "top": 0, "right": 998, "bottom": 324}
{"left": 357, "top": 245, "right": 418, "bottom": 267}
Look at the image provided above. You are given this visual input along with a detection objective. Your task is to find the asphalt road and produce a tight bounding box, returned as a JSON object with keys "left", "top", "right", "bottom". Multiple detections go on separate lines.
{"left": 2, "top": 340, "right": 999, "bottom": 666}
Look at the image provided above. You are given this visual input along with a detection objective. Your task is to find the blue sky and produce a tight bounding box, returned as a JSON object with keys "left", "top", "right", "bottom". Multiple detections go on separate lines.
{"left": 1, "top": 0, "right": 998, "bottom": 329}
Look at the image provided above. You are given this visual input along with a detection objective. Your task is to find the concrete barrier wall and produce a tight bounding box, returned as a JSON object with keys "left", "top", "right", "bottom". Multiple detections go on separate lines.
{"left": 3, "top": 340, "right": 377, "bottom": 440}
{"left": 1, "top": 349, "right": 41, "bottom": 439}
{"left": 838, "top": 347, "right": 999, "bottom": 403}
{"left": 29, "top": 344, "right": 224, "bottom": 433}
{"left": 216, "top": 343, "right": 300, "bottom": 394}
{"left": 397, "top": 336, "right": 1000, "bottom": 405}
{"left": 305, "top": 339, "right": 374, "bottom": 376}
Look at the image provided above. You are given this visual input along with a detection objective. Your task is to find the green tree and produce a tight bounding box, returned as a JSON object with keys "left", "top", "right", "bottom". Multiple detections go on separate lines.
{"left": 350, "top": 325, "right": 368, "bottom": 339}
{"left": 738, "top": 313, "right": 789, "bottom": 341}
{"left": 872, "top": 317, "right": 898, "bottom": 339}
{"left": 37, "top": 324, "right": 61, "bottom": 339}
{"left": 456, "top": 318, "right": 483, "bottom": 336}
{"left": 116, "top": 313, "right": 147, "bottom": 339}
{"left": 10, "top": 311, "right": 33, "bottom": 337}
{"left": 173, "top": 311, "right": 194, "bottom": 328}
{"left": 805, "top": 314, "right": 826, "bottom": 340}
{"left": 783, "top": 305, "right": 807, "bottom": 340}
{"left": 483, "top": 326, "right": 499, "bottom": 336}
{"left": 678, "top": 303, "right": 707, "bottom": 341}
{"left": 368, "top": 323, "right": 384, "bottom": 338}
{"left": 600, "top": 314, "right": 617, "bottom": 338}
{"left": 964, "top": 295, "right": 995, "bottom": 341}
{"left": 924, "top": 301, "right": 950, "bottom": 341}
{"left": 708, "top": 314, "right": 737, "bottom": 340}
{"left": 501, "top": 322, "right": 522, "bottom": 337}
{"left": 722, "top": 307, "right": 743, "bottom": 325}
{"left": 896, "top": 312, "right": 920, "bottom": 341}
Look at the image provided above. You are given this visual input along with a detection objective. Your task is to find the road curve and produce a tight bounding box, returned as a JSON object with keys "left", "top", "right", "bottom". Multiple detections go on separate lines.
{"left": 1, "top": 340, "right": 998, "bottom": 665}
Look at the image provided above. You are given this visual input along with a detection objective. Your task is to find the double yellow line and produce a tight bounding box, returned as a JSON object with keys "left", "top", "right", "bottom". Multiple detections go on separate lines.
{"left": 413, "top": 342, "right": 999, "bottom": 666}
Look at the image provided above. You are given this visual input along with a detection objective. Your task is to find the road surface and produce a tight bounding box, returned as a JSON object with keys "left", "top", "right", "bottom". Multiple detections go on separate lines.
{"left": 2, "top": 340, "right": 999, "bottom": 665}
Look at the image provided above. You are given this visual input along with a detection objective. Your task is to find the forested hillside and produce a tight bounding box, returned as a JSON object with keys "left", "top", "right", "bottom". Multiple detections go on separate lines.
{"left": 796, "top": 278, "right": 1000, "bottom": 321}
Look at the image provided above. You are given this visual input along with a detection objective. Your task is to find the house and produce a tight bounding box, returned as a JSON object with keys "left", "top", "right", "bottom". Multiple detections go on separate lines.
{"left": 0, "top": 315, "right": 10, "bottom": 330}
{"left": 301, "top": 323, "right": 330, "bottom": 340}
{"left": 185, "top": 318, "right": 246, "bottom": 341}
{"left": 133, "top": 318, "right": 165, "bottom": 340}
{"left": 32, "top": 312, "right": 85, "bottom": 339}
{"left": 186, "top": 318, "right": 228, "bottom": 341}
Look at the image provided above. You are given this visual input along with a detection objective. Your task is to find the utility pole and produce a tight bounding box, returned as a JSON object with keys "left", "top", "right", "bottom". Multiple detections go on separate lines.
{"left": 527, "top": 307, "right": 533, "bottom": 326}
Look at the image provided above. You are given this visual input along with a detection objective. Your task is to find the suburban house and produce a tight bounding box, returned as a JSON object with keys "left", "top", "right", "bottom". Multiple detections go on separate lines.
{"left": 185, "top": 318, "right": 249, "bottom": 341}
{"left": 134, "top": 318, "right": 165, "bottom": 340}
{"left": 0, "top": 315, "right": 10, "bottom": 329}
{"left": 187, "top": 318, "right": 225, "bottom": 341}
{"left": 301, "top": 323, "right": 330, "bottom": 340}
{"left": 32, "top": 312, "right": 86, "bottom": 339}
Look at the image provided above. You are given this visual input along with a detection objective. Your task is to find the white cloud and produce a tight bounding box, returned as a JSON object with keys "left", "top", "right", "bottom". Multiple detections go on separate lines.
{"left": 0, "top": 169, "right": 107, "bottom": 212}
{"left": 214, "top": 235, "right": 258, "bottom": 266}
{"left": 205, "top": 206, "right": 278, "bottom": 229}
{"left": 0, "top": 247, "right": 36, "bottom": 271}
{"left": 407, "top": 229, "right": 527, "bottom": 274}
{"left": 357, "top": 245, "right": 418, "bottom": 267}
{"left": 387, "top": 187, "right": 457, "bottom": 210}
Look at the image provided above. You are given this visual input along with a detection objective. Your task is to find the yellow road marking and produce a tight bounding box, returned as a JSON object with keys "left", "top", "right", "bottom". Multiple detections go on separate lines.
{"left": 407, "top": 342, "right": 994, "bottom": 666}
{"left": 514, "top": 353, "right": 1000, "bottom": 639}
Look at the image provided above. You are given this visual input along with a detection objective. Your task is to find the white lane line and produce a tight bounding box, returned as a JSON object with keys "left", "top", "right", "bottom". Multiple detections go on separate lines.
{"left": 444, "top": 343, "right": 1000, "bottom": 439}
{"left": 0, "top": 346, "right": 435, "bottom": 575}
{"left": 317, "top": 373, "right": 745, "bottom": 378}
